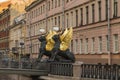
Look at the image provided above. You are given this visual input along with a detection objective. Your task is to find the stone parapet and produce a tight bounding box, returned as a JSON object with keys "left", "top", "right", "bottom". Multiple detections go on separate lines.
{"left": 72, "top": 61, "right": 83, "bottom": 80}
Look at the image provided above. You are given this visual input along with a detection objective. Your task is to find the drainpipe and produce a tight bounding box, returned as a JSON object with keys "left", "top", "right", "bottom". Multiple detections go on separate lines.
{"left": 107, "top": 0, "right": 111, "bottom": 65}
{"left": 62, "top": 0, "right": 65, "bottom": 31}
{"left": 45, "top": 0, "right": 48, "bottom": 32}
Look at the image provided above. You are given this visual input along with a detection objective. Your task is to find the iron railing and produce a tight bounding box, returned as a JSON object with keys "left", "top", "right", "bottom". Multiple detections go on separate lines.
{"left": 1, "top": 60, "right": 32, "bottom": 69}
{"left": 81, "top": 63, "right": 120, "bottom": 80}
{"left": 50, "top": 62, "right": 73, "bottom": 76}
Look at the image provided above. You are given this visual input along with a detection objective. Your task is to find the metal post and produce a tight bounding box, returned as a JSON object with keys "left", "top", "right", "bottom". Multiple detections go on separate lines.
{"left": 62, "top": 0, "right": 65, "bottom": 31}
{"left": 107, "top": 0, "right": 112, "bottom": 65}
{"left": 19, "top": 48, "right": 21, "bottom": 69}
{"left": 19, "top": 42, "right": 24, "bottom": 69}
{"left": 45, "top": 0, "right": 48, "bottom": 32}
{"left": 8, "top": 50, "right": 11, "bottom": 68}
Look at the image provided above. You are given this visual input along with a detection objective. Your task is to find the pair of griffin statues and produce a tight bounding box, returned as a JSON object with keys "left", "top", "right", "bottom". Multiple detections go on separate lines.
{"left": 37, "top": 27, "right": 75, "bottom": 63}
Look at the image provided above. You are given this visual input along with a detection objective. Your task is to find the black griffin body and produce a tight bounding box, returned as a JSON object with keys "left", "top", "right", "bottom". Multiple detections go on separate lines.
{"left": 37, "top": 34, "right": 75, "bottom": 63}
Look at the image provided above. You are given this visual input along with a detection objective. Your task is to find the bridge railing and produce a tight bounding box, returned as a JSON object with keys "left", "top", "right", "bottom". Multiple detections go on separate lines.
{"left": 0, "top": 59, "right": 32, "bottom": 69}
{"left": 81, "top": 63, "right": 120, "bottom": 80}
{"left": 49, "top": 62, "right": 73, "bottom": 76}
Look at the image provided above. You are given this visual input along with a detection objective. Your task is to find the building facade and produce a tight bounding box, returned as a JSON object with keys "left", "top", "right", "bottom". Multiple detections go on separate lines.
{"left": 0, "top": 0, "right": 35, "bottom": 58}
{"left": 0, "top": 0, "right": 32, "bottom": 53}
{"left": 9, "top": 14, "right": 26, "bottom": 59}
{"left": 25, "top": 0, "right": 120, "bottom": 64}
{"left": 0, "top": 7, "right": 10, "bottom": 54}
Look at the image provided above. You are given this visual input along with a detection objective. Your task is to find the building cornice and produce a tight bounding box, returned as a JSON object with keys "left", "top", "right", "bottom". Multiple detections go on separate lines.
{"left": 0, "top": 8, "right": 10, "bottom": 17}
{"left": 25, "top": 0, "right": 44, "bottom": 11}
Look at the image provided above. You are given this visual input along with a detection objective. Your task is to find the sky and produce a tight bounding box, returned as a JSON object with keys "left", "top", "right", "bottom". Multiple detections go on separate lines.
{"left": 0, "top": 0, "right": 34, "bottom": 12}
{"left": 0, "top": 0, "right": 8, "bottom": 3}
{"left": 0, "top": 0, "right": 33, "bottom": 4}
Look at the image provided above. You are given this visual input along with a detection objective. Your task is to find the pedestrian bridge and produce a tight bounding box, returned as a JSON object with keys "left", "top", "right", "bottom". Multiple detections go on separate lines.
{"left": 0, "top": 60, "right": 50, "bottom": 79}
{"left": 0, "top": 61, "right": 50, "bottom": 80}
{"left": 0, "top": 59, "right": 74, "bottom": 80}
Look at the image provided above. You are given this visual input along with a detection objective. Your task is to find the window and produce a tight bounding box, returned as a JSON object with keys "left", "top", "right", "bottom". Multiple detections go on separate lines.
{"left": 86, "top": 6, "right": 89, "bottom": 24}
{"left": 99, "top": 36, "right": 102, "bottom": 53}
{"left": 75, "top": 39, "right": 78, "bottom": 53}
{"left": 105, "top": 0, "right": 108, "bottom": 20}
{"left": 55, "top": 17, "right": 57, "bottom": 25}
{"left": 71, "top": 12, "right": 73, "bottom": 26}
{"left": 27, "top": 26, "right": 29, "bottom": 37}
{"left": 48, "top": 19, "right": 50, "bottom": 30}
{"left": 35, "top": 24, "right": 37, "bottom": 35}
{"left": 66, "top": 13, "right": 69, "bottom": 28}
{"left": 114, "top": 34, "right": 118, "bottom": 53}
{"left": 43, "top": 5, "right": 45, "bottom": 13}
{"left": 35, "top": 9, "right": 37, "bottom": 17}
{"left": 80, "top": 8, "right": 83, "bottom": 25}
{"left": 32, "top": 11, "right": 33, "bottom": 18}
{"left": 80, "top": 39, "right": 83, "bottom": 54}
{"left": 76, "top": 10, "right": 78, "bottom": 27}
{"left": 113, "top": 0, "right": 118, "bottom": 17}
{"left": 55, "top": 0, "right": 57, "bottom": 8}
{"left": 41, "top": 6, "right": 42, "bottom": 14}
{"left": 48, "top": 1, "right": 50, "bottom": 11}
{"left": 106, "top": 35, "right": 109, "bottom": 51}
{"left": 58, "top": 16, "right": 60, "bottom": 28}
{"left": 71, "top": 40, "right": 73, "bottom": 51}
{"left": 34, "top": 25, "right": 36, "bottom": 36}
{"left": 39, "top": 8, "right": 40, "bottom": 15}
{"left": 39, "top": 7, "right": 41, "bottom": 15}
{"left": 91, "top": 37, "right": 95, "bottom": 53}
{"left": 34, "top": 10, "right": 35, "bottom": 18}
{"left": 92, "top": 4, "right": 95, "bottom": 23}
{"left": 66, "top": 0, "right": 69, "bottom": 3}
{"left": 32, "top": 44, "right": 34, "bottom": 53}
{"left": 43, "top": 21, "right": 44, "bottom": 28}
{"left": 51, "top": 18, "right": 53, "bottom": 27}
{"left": 85, "top": 38, "right": 88, "bottom": 53}
{"left": 98, "top": 1, "right": 101, "bottom": 21}
{"left": 52, "top": 0, "right": 53, "bottom": 9}
{"left": 58, "top": 0, "right": 60, "bottom": 7}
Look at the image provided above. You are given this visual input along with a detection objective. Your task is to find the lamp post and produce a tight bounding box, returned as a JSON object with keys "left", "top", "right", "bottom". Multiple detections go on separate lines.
{"left": 19, "top": 41, "right": 24, "bottom": 68}
{"left": 62, "top": 0, "right": 65, "bottom": 31}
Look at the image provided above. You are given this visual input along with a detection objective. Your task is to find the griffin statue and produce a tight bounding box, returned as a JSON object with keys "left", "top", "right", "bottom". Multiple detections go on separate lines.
{"left": 37, "top": 27, "right": 75, "bottom": 63}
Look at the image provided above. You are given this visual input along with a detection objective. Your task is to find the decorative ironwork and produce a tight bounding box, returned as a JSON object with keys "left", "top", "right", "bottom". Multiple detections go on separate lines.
{"left": 81, "top": 63, "right": 120, "bottom": 80}
{"left": 50, "top": 62, "right": 73, "bottom": 76}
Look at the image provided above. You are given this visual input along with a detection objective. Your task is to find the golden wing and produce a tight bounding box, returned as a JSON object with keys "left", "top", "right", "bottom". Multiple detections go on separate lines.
{"left": 45, "top": 31, "right": 57, "bottom": 51}
{"left": 60, "top": 28, "right": 68, "bottom": 41}
{"left": 60, "top": 27, "right": 73, "bottom": 51}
